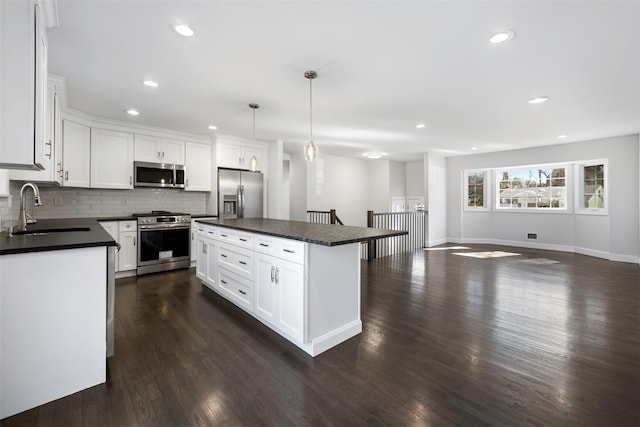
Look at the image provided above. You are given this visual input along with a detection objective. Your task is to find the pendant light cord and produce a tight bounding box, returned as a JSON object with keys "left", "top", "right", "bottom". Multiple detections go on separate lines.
{"left": 309, "top": 77, "right": 313, "bottom": 141}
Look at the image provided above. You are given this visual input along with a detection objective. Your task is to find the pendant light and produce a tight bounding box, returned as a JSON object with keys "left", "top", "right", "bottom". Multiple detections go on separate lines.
{"left": 249, "top": 103, "right": 259, "bottom": 172}
{"left": 304, "top": 70, "right": 318, "bottom": 161}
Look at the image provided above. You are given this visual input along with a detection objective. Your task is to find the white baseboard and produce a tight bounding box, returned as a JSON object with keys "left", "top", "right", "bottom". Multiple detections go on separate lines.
{"left": 444, "top": 237, "right": 639, "bottom": 265}
{"left": 305, "top": 320, "right": 362, "bottom": 357}
{"left": 425, "top": 238, "right": 448, "bottom": 248}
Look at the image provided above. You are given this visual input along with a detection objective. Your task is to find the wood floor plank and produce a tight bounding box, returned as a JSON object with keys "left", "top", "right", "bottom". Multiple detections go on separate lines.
{"left": 1, "top": 245, "right": 638, "bottom": 426}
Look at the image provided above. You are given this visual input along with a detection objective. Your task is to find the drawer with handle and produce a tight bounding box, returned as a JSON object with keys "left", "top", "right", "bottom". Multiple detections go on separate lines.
{"left": 217, "top": 241, "right": 254, "bottom": 279}
{"left": 255, "top": 235, "right": 305, "bottom": 264}
{"left": 217, "top": 269, "right": 252, "bottom": 312}
{"left": 216, "top": 229, "right": 253, "bottom": 248}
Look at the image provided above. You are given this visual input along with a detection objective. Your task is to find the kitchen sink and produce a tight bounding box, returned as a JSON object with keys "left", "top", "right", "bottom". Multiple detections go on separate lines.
{"left": 11, "top": 227, "right": 91, "bottom": 236}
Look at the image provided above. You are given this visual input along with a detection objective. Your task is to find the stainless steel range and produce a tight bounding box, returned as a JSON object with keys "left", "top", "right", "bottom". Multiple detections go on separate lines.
{"left": 135, "top": 211, "right": 191, "bottom": 275}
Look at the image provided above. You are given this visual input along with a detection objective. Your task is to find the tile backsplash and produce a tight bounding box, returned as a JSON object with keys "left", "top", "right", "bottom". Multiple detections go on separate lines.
{"left": 1, "top": 181, "right": 208, "bottom": 229}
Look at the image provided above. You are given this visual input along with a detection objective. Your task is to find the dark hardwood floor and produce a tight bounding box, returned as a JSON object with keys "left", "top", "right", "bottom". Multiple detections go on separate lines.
{"left": 2, "top": 245, "right": 639, "bottom": 426}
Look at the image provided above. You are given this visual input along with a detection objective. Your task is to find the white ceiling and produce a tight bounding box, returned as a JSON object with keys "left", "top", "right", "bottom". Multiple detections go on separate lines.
{"left": 47, "top": 1, "right": 640, "bottom": 161}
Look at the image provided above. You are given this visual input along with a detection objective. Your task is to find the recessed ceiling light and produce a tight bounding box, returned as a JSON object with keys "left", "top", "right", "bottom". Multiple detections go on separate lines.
{"left": 490, "top": 30, "right": 515, "bottom": 44}
{"left": 415, "top": 123, "right": 425, "bottom": 129}
{"left": 528, "top": 96, "right": 549, "bottom": 104}
{"left": 126, "top": 109, "right": 140, "bottom": 116}
{"left": 143, "top": 80, "right": 159, "bottom": 88}
{"left": 208, "top": 125, "right": 218, "bottom": 130}
{"left": 365, "top": 152, "right": 384, "bottom": 159}
{"left": 557, "top": 134, "right": 569, "bottom": 139}
{"left": 471, "top": 147, "right": 478, "bottom": 151}
{"left": 174, "top": 25, "right": 194, "bottom": 37}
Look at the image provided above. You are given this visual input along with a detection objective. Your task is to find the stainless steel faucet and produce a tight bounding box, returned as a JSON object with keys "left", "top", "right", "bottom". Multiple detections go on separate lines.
{"left": 16, "top": 183, "right": 43, "bottom": 232}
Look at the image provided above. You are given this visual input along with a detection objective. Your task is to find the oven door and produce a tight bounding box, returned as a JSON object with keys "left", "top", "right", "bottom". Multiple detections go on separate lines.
{"left": 137, "top": 224, "right": 190, "bottom": 273}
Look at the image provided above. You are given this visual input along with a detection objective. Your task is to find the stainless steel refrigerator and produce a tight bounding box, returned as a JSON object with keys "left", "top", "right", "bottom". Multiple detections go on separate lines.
{"left": 218, "top": 168, "right": 264, "bottom": 219}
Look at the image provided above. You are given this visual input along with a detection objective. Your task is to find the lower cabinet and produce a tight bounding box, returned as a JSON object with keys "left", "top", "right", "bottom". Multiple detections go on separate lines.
{"left": 99, "top": 220, "right": 137, "bottom": 275}
{"left": 196, "top": 230, "right": 217, "bottom": 288}
{"left": 255, "top": 252, "right": 304, "bottom": 342}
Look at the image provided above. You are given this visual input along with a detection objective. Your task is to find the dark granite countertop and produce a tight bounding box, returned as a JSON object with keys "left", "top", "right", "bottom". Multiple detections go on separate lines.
{"left": 196, "top": 218, "right": 407, "bottom": 246}
{"left": 0, "top": 218, "right": 117, "bottom": 256}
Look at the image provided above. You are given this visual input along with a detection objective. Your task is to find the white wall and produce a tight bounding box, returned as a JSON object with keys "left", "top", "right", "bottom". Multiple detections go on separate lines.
{"left": 267, "top": 140, "right": 285, "bottom": 219}
{"left": 446, "top": 134, "right": 640, "bottom": 262}
{"left": 389, "top": 161, "right": 406, "bottom": 197}
{"left": 425, "top": 152, "right": 447, "bottom": 246}
{"left": 406, "top": 160, "right": 424, "bottom": 197}
{"left": 289, "top": 150, "right": 307, "bottom": 222}
{"left": 367, "top": 160, "right": 390, "bottom": 213}
{"left": 306, "top": 153, "right": 369, "bottom": 226}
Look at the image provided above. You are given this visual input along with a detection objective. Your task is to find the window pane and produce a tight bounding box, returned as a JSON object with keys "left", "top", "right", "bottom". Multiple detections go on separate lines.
{"left": 497, "top": 166, "right": 566, "bottom": 210}
{"left": 583, "top": 164, "right": 605, "bottom": 209}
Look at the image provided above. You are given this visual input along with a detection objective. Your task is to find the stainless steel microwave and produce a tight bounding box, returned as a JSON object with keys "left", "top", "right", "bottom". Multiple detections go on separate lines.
{"left": 134, "top": 162, "right": 185, "bottom": 189}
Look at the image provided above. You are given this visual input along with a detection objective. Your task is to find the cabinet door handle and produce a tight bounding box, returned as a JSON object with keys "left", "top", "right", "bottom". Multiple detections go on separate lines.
{"left": 133, "top": 237, "right": 136, "bottom": 246}
{"left": 129, "top": 176, "right": 133, "bottom": 185}
{"left": 283, "top": 249, "right": 295, "bottom": 254}
{"left": 57, "top": 162, "right": 63, "bottom": 177}
{"left": 45, "top": 141, "right": 52, "bottom": 158}
{"left": 259, "top": 243, "right": 269, "bottom": 247}
{"left": 239, "top": 238, "right": 248, "bottom": 242}
{"left": 65, "top": 171, "right": 69, "bottom": 181}
{"left": 238, "top": 289, "right": 247, "bottom": 295}
{"left": 162, "top": 151, "right": 165, "bottom": 158}
{"left": 271, "top": 266, "right": 274, "bottom": 282}
{"left": 239, "top": 260, "right": 246, "bottom": 265}
{"left": 221, "top": 234, "right": 228, "bottom": 238}
{"left": 186, "top": 178, "right": 189, "bottom": 188}
{"left": 238, "top": 156, "right": 242, "bottom": 165}
{"left": 275, "top": 267, "right": 279, "bottom": 284}
{"left": 203, "top": 245, "right": 207, "bottom": 254}
{"left": 220, "top": 254, "right": 227, "bottom": 258}
{"left": 220, "top": 279, "right": 227, "bottom": 285}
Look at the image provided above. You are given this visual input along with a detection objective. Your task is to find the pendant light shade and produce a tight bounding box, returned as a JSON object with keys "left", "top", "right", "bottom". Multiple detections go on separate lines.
{"left": 304, "top": 70, "right": 318, "bottom": 161}
{"left": 249, "top": 103, "right": 259, "bottom": 172}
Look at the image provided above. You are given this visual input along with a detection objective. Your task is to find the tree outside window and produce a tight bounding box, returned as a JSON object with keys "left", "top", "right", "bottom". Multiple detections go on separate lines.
{"left": 496, "top": 166, "right": 567, "bottom": 210}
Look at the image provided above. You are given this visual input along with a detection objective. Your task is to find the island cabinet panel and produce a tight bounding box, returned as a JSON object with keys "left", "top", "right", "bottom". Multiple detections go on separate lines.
{"left": 195, "top": 219, "right": 365, "bottom": 356}
{"left": 0, "top": 246, "right": 107, "bottom": 419}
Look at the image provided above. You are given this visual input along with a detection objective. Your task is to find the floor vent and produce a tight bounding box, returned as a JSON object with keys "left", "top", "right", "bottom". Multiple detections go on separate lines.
{"left": 527, "top": 233, "right": 538, "bottom": 240}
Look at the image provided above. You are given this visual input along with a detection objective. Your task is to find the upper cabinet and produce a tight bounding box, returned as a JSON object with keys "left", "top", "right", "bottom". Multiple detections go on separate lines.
{"left": 91, "top": 129, "right": 134, "bottom": 189}
{"left": 0, "top": 0, "right": 47, "bottom": 170}
{"left": 61, "top": 120, "right": 91, "bottom": 188}
{"left": 134, "top": 135, "right": 184, "bottom": 165}
{"left": 11, "top": 76, "right": 64, "bottom": 184}
{"left": 185, "top": 142, "right": 212, "bottom": 192}
{"left": 217, "top": 139, "right": 265, "bottom": 171}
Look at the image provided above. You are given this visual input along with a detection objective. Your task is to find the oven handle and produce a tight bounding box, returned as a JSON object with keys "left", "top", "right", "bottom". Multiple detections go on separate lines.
{"left": 138, "top": 224, "right": 190, "bottom": 230}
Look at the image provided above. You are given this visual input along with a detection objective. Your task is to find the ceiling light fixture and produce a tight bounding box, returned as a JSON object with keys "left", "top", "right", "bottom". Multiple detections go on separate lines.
{"left": 174, "top": 25, "right": 194, "bottom": 37}
{"left": 304, "top": 70, "right": 318, "bottom": 161}
{"left": 490, "top": 30, "right": 515, "bottom": 44}
{"left": 528, "top": 96, "right": 549, "bottom": 104}
{"left": 557, "top": 134, "right": 569, "bottom": 139}
{"left": 249, "top": 103, "right": 259, "bottom": 172}
{"left": 471, "top": 147, "right": 478, "bottom": 151}
{"left": 143, "top": 80, "right": 159, "bottom": 88}
{"left": 365, "top": 152, "right": 384, "bottom": 159}
{"left": 208, "top": 125, "right": 218, "bottom": 130}
{"left": 126, "top": 109, "right": 140, "bottom": 116}
{"left": 416, "top": 123, "right": 426, "bottom": 129}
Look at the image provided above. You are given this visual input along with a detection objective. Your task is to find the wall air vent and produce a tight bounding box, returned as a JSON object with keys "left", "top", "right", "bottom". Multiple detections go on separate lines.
{"left": 527, "top": 233, "right": 538, "bottom": 240}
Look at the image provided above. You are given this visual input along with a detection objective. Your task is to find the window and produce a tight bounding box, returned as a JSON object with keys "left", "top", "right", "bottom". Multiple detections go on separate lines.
{"left": 495, "top": 165, "right": 567, "bottom": 210}
{"left": 464, "top": 170, "right": 488, "bottom": 210}
{"left": 576, "top": 160, "right": 607, "bottom": 214}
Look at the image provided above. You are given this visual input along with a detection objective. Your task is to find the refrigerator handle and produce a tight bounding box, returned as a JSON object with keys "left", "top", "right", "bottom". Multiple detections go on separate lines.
{"left": 240, "top": 185, "right": 245, "bottom": 217}
{"left": 237, "top": 185, "right": 242, "bottom": 218}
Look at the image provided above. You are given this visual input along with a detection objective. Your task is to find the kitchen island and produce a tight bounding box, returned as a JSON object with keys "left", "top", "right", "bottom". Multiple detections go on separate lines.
{"left": 195, "top": 218, "right": 406, "bottom": 356}
{"left": 0, "top": 219, "right": 116, "bottom": 420}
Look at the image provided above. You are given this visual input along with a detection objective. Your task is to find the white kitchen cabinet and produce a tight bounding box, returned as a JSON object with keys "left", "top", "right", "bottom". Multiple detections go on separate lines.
{"left": 62, "top": 120, "right": 91, "bottom": 188}
{"left": 0, "top": 0, "right": 47, "bottom": 170}
{"left": 184, "top": 142, "right": 212, "bottom": 191}
{"left": 195, "top": 224, "right": 217, "bottom": 289}
{"left": 11, "top": 76, "right": 64, "bottom": 184}
{"left": 118, "top": 221, "right": 137, "bottom": 272}
{"left": 254, "top": 252, "right": 304, "bottom": 342}
{"left": 99, "top": 220, "right": 137, "bottom": 275}
{"left": 134, "top": 134, "right": 184, "bottom": 165}
{"left": 191, "top": 218, "right": 216, "bottom": 262}
{"left": 90, "top": 128, "right": 134, "bottom": 189}
{"left": 217, "top": 141, "right": 265, "bottom": 171}
{"left": 217, "top": 268, "right": 253, "bottom": 312}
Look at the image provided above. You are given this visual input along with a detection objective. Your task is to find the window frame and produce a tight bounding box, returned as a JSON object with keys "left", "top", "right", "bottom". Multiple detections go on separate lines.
{"left": 494, "top": 163, "right": 571, "bottom": 213}
{"left": 463, "top": 169, "right": 490, "bottom": 211}
{"left": 575, "top": 159, "right": 608, "bottom": 215}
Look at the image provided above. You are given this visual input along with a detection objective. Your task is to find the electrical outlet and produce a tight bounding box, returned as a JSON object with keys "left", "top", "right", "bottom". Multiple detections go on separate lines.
{"left": 54, "top": 197, "right": 63, "bottom": 206}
